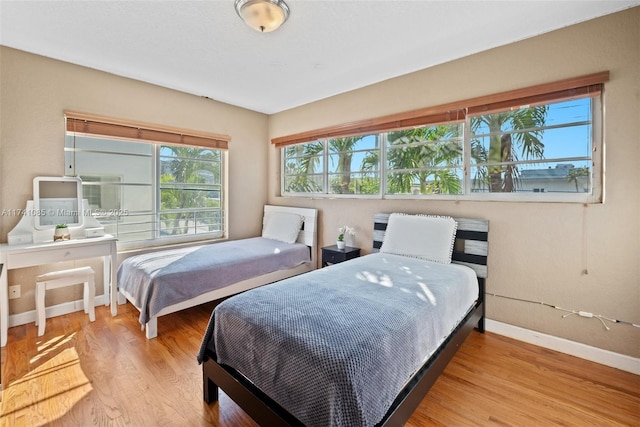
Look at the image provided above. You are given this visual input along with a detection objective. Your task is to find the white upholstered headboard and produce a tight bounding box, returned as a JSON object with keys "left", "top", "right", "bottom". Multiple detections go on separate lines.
{"left": 264, "top": 205, "right": 318, "bottom": 266}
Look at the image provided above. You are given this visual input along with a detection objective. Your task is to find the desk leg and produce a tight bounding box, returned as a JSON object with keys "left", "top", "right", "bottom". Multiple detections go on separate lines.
{"left": 103, "top": 255, "right": 110, "bottom": 307}
{"left": 1, "top": 263, "right": 7, "bottom": 347}
{"left": 109, "top": 240, "right": 118, "bottom": 316}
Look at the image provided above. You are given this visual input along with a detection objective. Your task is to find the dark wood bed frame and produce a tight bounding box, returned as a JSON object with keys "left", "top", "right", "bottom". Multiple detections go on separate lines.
{"left": 202, "top": 213, "right": 489, "bottom": 426}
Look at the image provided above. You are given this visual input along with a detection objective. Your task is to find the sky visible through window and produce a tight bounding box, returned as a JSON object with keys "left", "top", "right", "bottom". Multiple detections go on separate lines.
{"left": 335, "top": 97, "right": 591, "bottom": 170}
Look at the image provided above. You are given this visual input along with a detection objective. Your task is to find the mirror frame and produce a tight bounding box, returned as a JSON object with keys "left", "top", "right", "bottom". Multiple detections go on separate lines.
{"left": 33, "top": 176, "right": 84, "bottom": 230}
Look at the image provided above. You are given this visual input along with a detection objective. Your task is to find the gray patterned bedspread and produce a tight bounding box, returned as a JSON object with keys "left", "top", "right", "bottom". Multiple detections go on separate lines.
{"left": 118, "top": 237, "right": 311, "bottom": 326}
{"left": 198, "top": 252, "right": 477, "bottom": 426}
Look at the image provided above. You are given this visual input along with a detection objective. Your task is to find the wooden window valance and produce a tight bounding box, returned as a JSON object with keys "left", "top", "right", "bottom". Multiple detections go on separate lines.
{"left": 271, "top": 71, "right": 609, "bottom": 148}
{"left": 65, "top": 111, "right": 230, "bottom": 150}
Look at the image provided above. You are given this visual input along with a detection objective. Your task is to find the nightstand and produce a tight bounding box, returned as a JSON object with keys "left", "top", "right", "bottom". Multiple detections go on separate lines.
{"left": 321, "top": 245, "right": 361, "bottom": 267}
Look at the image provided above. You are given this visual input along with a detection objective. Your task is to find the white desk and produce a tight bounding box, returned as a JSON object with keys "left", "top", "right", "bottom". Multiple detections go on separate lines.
{"left": 0, "top": 235, "right": 117, "bottom": 347}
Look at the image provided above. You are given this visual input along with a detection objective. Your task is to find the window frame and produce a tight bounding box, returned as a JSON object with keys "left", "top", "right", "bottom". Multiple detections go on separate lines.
{"left": 64, "top": 111, "right": 229, "bottom": 249}
{"left": 282, "top": 133, "right": 384, "bottom": 199}
{"left": 277, "top": 73, "right": 607, "bottom": 203}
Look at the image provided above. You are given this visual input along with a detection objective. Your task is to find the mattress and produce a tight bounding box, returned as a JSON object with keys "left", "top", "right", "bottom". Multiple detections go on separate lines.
{"left": 117, "top": 237, "right": 311, "bottom": 326}
{"left": 198, "top": 252, "right": 478, "bottom": 426}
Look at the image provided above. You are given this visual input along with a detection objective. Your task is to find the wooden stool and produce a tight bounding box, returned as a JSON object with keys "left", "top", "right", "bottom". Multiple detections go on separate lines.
{"left": 35, "top": 266, "right": 96, "bottom": 336}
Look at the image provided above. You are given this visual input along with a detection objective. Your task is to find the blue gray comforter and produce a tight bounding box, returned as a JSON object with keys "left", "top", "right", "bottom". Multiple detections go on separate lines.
{"left": 118, "top": 237, "right": 311, "bottom": 326}
{"left": 198, "top": 252, "right": 477, "bottom": 426}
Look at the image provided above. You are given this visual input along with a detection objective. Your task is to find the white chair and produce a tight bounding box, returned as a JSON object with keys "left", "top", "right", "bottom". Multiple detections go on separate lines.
{"left": 35, "top": 266, "right": 96, "bottom": 336}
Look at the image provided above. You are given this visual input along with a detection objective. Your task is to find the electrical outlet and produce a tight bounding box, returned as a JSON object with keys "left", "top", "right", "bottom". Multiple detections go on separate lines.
{"left": 9, "top": 285, "right": 21, "bottom": 299}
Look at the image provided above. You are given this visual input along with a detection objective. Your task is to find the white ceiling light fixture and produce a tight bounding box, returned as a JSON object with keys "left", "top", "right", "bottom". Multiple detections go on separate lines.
{"left": 234, "top": 0, "right": 290, "bottom": 33}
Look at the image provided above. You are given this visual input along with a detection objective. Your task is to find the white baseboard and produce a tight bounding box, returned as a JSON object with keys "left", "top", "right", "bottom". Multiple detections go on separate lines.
{"left": 486, "top": 319, "right": 640, "bottom": 375}
{"left": 9, "top": 294, "right": 108, "bottom": 328}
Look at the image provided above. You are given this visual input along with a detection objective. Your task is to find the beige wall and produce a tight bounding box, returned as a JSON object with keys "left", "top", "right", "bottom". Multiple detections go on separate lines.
{"left": 268, "top": 8, "right": 640, "bottom": 357}
{"left": 0, "top": 46, "right": 269, "bottom": 313}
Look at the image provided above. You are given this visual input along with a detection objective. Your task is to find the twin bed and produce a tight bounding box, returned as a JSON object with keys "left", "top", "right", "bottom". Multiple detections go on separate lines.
{"left": 197, "top": 211, "right": 489, "bottom": 426}
{"left": 117, "top": 205, "right": 318, "bottom": 339}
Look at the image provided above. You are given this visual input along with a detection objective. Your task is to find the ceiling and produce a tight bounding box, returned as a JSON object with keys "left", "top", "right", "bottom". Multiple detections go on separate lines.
{"left": 1, "top": 1, "right": 638, "bottom": 114}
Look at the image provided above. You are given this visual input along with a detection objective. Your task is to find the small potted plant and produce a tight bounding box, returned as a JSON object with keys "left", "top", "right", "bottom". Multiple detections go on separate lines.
{"left": 54, "top": 223, "right": 70, "bottom": 241}
{"left": 337, "top": 225, "right": 355, "bottom": 250}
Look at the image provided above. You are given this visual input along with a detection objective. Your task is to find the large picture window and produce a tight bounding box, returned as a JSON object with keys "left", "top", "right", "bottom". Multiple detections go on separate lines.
{"left": 279, "top": 73, "right": 605, "bottom": 203}
{"left": 65, "top": 112, "right": 227, "bottom": 247}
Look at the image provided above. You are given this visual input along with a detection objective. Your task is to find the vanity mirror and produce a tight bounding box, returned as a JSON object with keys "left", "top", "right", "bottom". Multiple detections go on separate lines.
{"left": 33, "top": 176, "right": 84, "bottom": 230}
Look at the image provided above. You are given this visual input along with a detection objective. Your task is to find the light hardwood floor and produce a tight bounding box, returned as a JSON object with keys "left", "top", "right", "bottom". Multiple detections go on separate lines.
{"left": 1, "top": 302, "right": 638, "bottom": 426}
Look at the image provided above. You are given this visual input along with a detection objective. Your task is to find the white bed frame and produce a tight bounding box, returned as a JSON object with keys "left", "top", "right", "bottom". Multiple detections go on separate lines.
{"left": 118, "top": 205, "right": 318, "bottom": 339}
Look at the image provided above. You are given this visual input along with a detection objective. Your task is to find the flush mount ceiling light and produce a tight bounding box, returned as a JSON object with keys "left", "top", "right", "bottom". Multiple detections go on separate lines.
{"left": 234, "top": 0, "right": 290, "bottom": 33}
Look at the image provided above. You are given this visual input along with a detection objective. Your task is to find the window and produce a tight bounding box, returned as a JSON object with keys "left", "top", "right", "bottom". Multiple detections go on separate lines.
{"left": 385, "top": 124, "right": 464, "bottom": 195}
{"left": 283, "top": 141, "right": 324, "bottom": 194}
{"left": 469, "top": 98, "right": 596, "bottom": 198}
{"left": 65, "top": 112, "right": 228, "bottom": 248}
{"left": 283, "top": 134, "right": 380, "bottom": 195}
{"left": 279, "top": 73, "right": 606, "bottom": 203}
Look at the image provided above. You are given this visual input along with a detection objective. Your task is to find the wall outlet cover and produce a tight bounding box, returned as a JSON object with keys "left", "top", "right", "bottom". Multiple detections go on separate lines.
{"left": 9, "top": 285, "right": 21, "bottom": 299}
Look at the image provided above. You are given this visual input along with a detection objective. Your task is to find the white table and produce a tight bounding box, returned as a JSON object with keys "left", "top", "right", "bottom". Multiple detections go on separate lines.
{"left": 0, "top": 235, "right": 117, "bottom": 347}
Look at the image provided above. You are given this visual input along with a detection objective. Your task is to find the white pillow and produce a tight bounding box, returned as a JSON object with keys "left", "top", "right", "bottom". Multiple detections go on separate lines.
{"left": 262, "top": 212, "right": 304, "bottom": 244}
{"left": 380, "top": 213, "right": 457, "bottom": 264}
